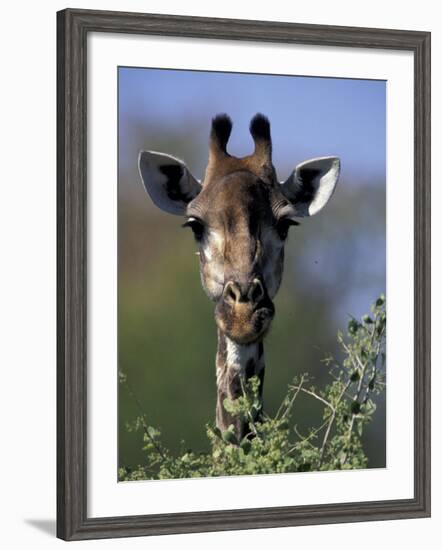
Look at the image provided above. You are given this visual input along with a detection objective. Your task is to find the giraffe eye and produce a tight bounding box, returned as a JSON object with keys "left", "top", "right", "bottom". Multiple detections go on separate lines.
{"left": 182, "top": 217, "right": 205, "bottom": 241}
{"left": 275, "top": 218, "right": 299, "bottom": 240}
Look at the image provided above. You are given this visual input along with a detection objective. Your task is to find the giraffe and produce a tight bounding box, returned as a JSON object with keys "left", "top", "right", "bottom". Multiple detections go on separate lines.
{"left": 138, "top": 113, "right": 340, "bottom": 440}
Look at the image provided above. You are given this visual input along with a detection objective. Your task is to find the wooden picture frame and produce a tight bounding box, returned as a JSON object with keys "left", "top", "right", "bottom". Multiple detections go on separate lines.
{"left": 57, "top": 8, "right": 431, "bottom": 541}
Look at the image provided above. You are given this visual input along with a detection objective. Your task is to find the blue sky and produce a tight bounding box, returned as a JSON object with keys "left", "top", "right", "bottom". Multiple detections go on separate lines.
{"left": 119, "top": 67, "right": 386, "bottom": 183}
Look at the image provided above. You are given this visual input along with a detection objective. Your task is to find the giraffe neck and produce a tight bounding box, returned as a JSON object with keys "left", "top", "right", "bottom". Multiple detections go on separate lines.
{"left": 215, "top": 330, "right": 265, "bottom": 439}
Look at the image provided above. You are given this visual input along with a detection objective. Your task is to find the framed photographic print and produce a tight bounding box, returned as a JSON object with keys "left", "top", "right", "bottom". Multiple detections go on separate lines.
{"left": 57, "top": 8, "right": 431, "bottom": 541}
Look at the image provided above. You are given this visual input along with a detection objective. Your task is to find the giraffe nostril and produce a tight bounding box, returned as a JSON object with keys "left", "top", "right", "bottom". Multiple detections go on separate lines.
{"left": 223, "top": 281, "right": 241, "bottom": 304}
{"left": 249, "top": 279, "right": 264, "bottom": 305}
{"left": 223, "top": 279, "right": 265, "bottom": 306}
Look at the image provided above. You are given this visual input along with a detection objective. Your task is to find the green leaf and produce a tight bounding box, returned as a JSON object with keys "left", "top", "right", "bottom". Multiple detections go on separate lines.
{"left": 348, "top": 318, "right": 361, "bottom": 335}
{"left": 210, "top": 426, "right": 223, "bottom": 439}
{"left": 223, "top": 398, "right": 236, "bottom": 414}
{"left": 350, "top": 370, "right": 360, "bottom": 382}
{"left": 240, "top": 438, "right": 252, "bottom": 454}
{"left": 376, "top": 295, "right": 385, "bottom": 307}
{"left": 279, "top": 418, "right": 289, "bottom": 431}
{"left": 222, "top": 425, "right": 238, "bottom": 445}
{"left": 147, "top": 426, "right": 159, "bottom": 439}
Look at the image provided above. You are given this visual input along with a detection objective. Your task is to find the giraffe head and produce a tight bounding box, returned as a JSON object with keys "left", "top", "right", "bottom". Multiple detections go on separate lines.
{"left": 139, "top": 114, "right": 340, "bottom": 345}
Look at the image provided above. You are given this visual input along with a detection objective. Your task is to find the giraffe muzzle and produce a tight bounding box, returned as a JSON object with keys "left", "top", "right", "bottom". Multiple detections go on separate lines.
{"left": 223, "top": 279, "right": 265, "bottom": 308}
{"left": 214, "top": 278, "right": 275, "bottom": 344}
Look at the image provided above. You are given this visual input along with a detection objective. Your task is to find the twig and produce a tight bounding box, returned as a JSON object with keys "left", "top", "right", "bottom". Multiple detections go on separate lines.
{"left": 288, "top": 420, "right": 329, "bottom": 453}
{"left": 120, "top": 372, "right": 172, "bottom": 472}
{"left": 281, "top": 375, "right": 305, "bottom": 419}
{"left": 289, "top": 386, "right": 335, "bottom": 411}
{"left": 318, "top": 380, "right": 351, "bottom": 467}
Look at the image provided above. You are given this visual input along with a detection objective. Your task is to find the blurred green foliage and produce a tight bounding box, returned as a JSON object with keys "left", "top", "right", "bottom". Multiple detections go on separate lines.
{"left": 119, "top": 296, "right": 386, "bottom": 480}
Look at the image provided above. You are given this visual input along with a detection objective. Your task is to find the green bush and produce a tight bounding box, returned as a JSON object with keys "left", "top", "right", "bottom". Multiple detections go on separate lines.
{"left": 119, "top": 295, "right": 386, "bottom": 480}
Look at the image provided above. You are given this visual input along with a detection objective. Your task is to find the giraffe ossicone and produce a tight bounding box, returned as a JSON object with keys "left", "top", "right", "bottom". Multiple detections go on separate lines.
{"left": 139, "top": 113, "right": 340, "bottom": 439}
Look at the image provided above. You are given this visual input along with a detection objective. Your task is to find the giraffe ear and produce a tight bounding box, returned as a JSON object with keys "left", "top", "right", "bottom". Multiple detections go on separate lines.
{"left": 281, "top": 156, "right": 340, "bottom": 217}
{"left": 139, "top": 151, "right": 202, "bottom": 215}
